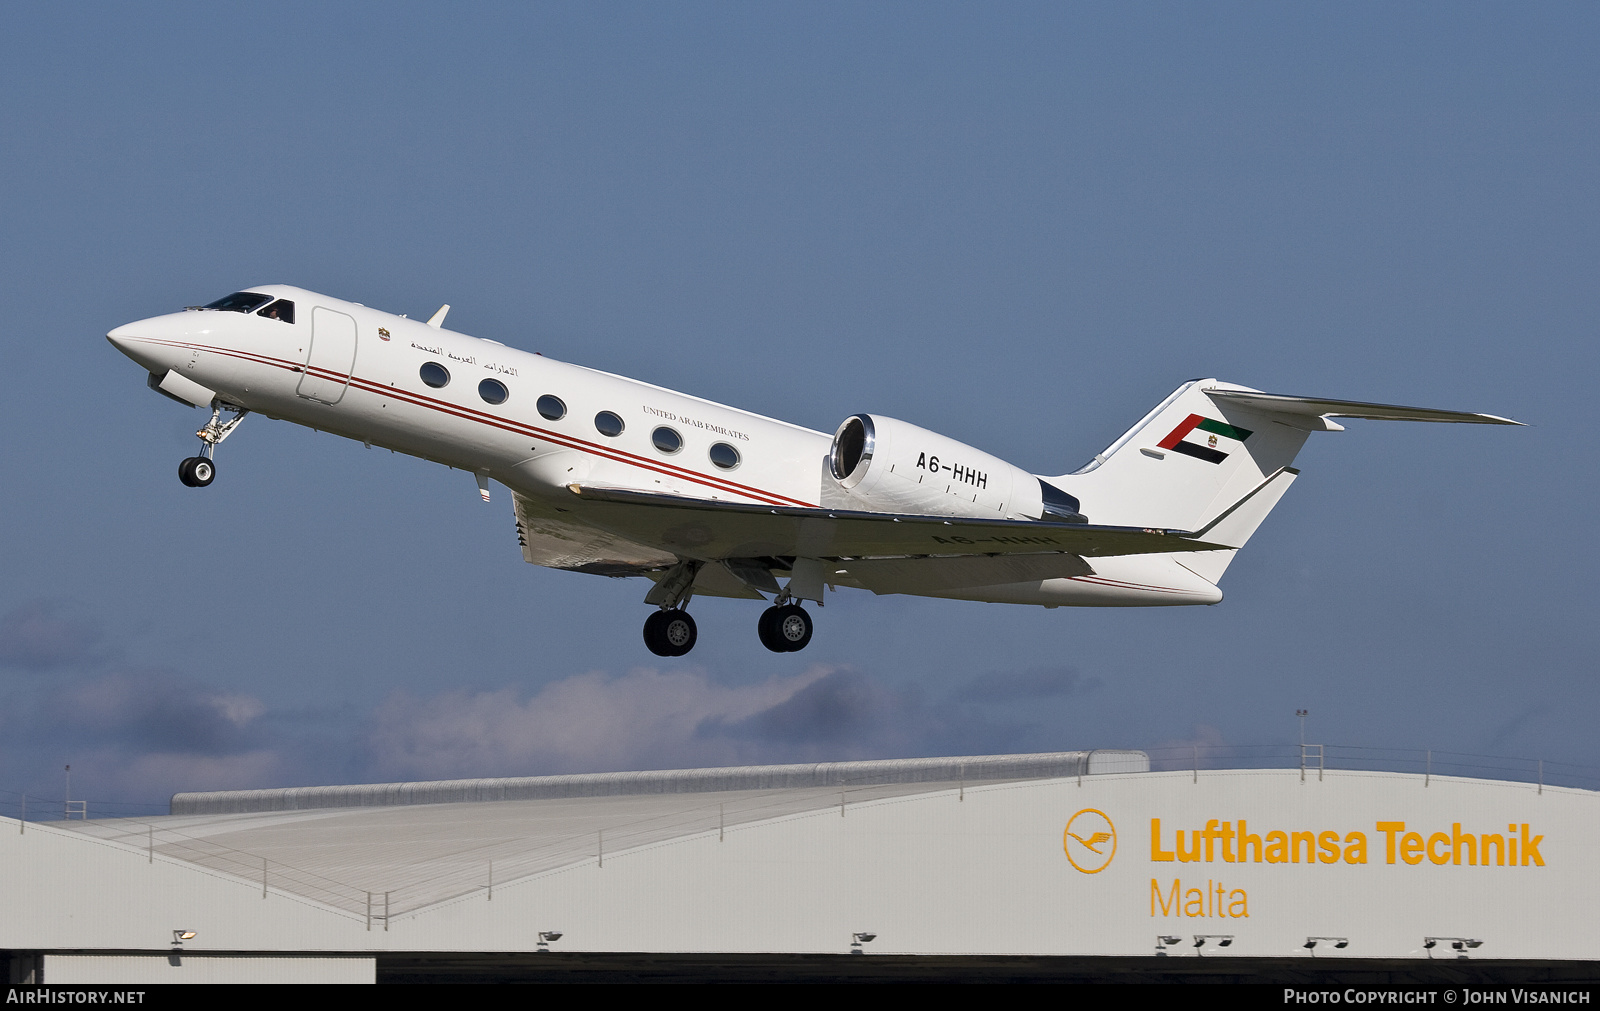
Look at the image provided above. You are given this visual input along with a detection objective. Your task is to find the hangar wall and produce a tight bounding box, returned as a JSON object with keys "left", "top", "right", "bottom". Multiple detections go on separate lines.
{"left": 451, "top": 769, "right": 1593, "bottom": 959}
{"left": 1, "top": 763, "right": 1592, "bottom": 964}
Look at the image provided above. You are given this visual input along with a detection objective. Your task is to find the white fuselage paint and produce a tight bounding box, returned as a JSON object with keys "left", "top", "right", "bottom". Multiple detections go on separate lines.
{"left": 108, "top": 285, "right": 1219, "bottom": 607}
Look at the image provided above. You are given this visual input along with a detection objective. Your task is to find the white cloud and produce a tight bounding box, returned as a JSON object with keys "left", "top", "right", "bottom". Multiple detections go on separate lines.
{"left": 367, "top": 665, "right": 838, "bottom": 779}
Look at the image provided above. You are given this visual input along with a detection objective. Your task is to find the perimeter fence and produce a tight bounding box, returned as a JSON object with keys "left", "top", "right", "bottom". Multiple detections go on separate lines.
{"left": 1142, "top": 742, "right": 1600, "bottom": 793}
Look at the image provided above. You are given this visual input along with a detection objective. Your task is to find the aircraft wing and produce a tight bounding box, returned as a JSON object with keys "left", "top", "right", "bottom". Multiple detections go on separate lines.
{"left": 565, "top": 485, "right": 1227, "bottom": 562}
{"left": 1204, "top": 389, "right": 1524, "bottom": 425}
{"left": 512, "top": 491, "right": 677, "bottom": 574}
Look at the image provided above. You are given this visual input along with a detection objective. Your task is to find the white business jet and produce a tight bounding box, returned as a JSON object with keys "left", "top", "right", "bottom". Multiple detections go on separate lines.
{"left": 108, "top": 286, "right": 1520, "bottom": 656}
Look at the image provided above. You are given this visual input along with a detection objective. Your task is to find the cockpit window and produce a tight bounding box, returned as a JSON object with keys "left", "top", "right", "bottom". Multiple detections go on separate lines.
{"left": 201, "top": 292, "right": 273, "bottom": 313}
{"left": 256, "top": 300, "right": 295, "bottom": 324}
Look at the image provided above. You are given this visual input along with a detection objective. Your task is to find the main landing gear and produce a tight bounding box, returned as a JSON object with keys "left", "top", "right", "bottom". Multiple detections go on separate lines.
{"left": 643, "top": 609, "right": 698, "bottom": 657}
{"left": 642, "top": 602, "right": 815, "bottom": 656}
{"left": 640, "top": 558, "right": 817, "bottom": 656}
{"left": 642, "top": 559, "right": 701, "bottom": 657}
{"left": 758, "top": 603, "right": 813, "bottom": 653}
{"left": 178, "top": 402, "right": 248, "bottom": 489}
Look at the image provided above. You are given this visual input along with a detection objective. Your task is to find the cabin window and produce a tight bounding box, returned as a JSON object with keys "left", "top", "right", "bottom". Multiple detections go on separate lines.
{"left": 256, "top": 300, "right": 294, "bottom": 324}
{"left": 537, "top": 395, "right": 566, "bottom": 421}
{"left": 652, "top": 426, "right": 683, "bottom": 454}
{"left": 201, "top": 291, "right": 272, "bottom": 313}
{"left": 709, "top": 442, "right": 741, "bottom": 470}
{"left": 594, "top": 411, "right": 624, "bottom": 437}
{"left": 478, "top": 378, "right": 509, "bottom": 405}
{"left": 419, "top": 362, "right": 450, "bottom": 388}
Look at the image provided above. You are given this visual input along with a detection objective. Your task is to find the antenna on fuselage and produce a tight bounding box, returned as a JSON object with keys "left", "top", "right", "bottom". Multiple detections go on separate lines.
{"left": 426, "top": 304, "right": 450, "bottom": 328}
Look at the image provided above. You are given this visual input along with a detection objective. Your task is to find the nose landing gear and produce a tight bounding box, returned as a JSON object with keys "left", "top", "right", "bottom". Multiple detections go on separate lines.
{"left": 177, "top": 402, "right": 248, "bottom": 488}
{"left": 178, "top": 457, "right": 215, "bottom": 487}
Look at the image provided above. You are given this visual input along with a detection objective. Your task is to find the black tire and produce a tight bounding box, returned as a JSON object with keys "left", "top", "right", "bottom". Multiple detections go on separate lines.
{"left": 757, "top": 606, "right": 787, "bottom": 652}
{"left": 643, "top": 610, "right": 673, "bottom": 656}
{"left": 644, "top": 609, "right": 698, "bottom": 657}
{"left": 178, "top": 458, "right": 197, "bottom": 487}
{"left": 773, "top": 604, "right": 812, "bottom": 652}
{"left": 190, "top": 457, "right": 215, "bottom": 487}
{"left": 661, "top": 609, "right": 697, "bottom": 656}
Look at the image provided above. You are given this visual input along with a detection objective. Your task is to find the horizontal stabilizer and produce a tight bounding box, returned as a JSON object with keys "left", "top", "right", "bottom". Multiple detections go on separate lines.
{"left": 1205, "top": 389, "right": 1523, "bottom": 426}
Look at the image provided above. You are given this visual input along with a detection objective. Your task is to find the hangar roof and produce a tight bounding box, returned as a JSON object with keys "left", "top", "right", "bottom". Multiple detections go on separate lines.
{"left": 53, "top": 750, "right": 1147, "bottom": 919}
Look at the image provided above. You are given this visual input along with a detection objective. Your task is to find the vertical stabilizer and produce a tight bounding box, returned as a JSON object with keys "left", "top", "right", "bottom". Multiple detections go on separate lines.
{"left": 1049, "top": 380, "right": 1321, "bottom": 534}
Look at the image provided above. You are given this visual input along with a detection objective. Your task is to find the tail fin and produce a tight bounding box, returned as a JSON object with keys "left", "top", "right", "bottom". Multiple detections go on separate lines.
{"left": 1048, "top": 379, "right": 1519, "bottom": 580}
{"left": 1052, "top": 379, "right": 1319, "bottom": 534}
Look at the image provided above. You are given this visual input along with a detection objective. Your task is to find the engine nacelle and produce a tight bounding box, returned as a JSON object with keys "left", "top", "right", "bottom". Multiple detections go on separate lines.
{"left": 825, "top": 414, "right": 1085, "bottom": 522}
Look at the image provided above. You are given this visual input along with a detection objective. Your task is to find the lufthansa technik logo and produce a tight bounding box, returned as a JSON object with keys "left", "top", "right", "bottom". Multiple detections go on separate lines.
{"left": 1064, "top": 808, "right": 1118, "bottom": 874}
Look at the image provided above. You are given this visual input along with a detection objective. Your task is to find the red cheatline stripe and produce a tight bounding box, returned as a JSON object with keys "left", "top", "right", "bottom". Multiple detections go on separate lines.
{"left": 131, "top": 338, "right": 815, "bottom": 507}
{"left": 344, "top": 374, "right": 815, "bottom": 506}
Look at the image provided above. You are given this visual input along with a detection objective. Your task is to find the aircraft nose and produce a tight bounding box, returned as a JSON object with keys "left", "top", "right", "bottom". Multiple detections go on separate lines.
{"left": 106, "top": 322, "right": 139, "bottom": 353}
{"left": 106, "top": 318, "right": 173, "bottom": 372}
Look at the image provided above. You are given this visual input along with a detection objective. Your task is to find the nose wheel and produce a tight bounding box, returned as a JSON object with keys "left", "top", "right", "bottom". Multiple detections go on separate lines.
{"left": 758, "top": 604, "right": 813, "bottom": 652}
{"left": 643, "top": 609, "right": 697, "bottom": 657}
{"left": 176, "top": 402, "right": 248, "bottom": 488}
{"left": 178, "top": 457, "right": 216, "bottom": 487}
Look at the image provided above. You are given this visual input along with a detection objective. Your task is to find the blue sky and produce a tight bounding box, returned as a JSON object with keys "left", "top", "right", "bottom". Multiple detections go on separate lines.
{"left": 1, "top": 4, "right": 1595, "bottom": 814}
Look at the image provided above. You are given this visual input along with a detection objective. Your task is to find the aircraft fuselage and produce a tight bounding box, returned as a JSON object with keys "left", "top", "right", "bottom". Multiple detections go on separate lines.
{"left": 109, "top": 285, "right": 830, "bottom": 514}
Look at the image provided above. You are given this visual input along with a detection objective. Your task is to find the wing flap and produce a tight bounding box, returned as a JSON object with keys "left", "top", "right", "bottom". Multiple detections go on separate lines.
{"left": 841, "top": 553, "right": 1095, "bottom": 594}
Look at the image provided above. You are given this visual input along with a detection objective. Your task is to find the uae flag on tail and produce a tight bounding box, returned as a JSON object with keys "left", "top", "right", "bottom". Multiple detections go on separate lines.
{"left": 1157, "top": 414, "right": 1253, "bottom": 464}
